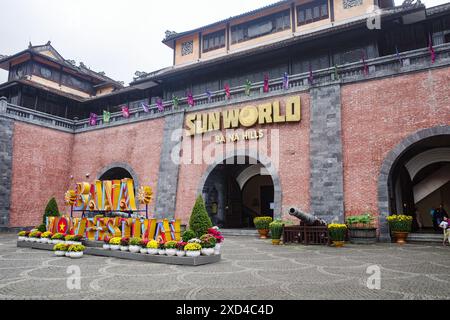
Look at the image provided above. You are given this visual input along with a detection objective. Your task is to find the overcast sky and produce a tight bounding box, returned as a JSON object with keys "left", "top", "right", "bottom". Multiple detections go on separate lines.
{"left": 0, "top": 0, "right": 447, "bottom": 85}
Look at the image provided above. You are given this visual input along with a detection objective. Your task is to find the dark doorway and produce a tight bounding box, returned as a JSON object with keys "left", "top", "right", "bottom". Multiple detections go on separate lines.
{"left": 260, "top": 186, "right": 275, "bottom": 218}
{"left": 99, "top": 167, "right": 133, "bottom": 181}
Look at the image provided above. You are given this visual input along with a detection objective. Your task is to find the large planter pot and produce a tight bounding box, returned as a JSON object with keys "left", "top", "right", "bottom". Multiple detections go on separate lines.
{"left": 18, "top": 236, "right": 25, "bottom": 242}
{"left": 65, "top": 252, "right": 71, "bottom": 257}
{"left": 176, "top": 250, "right": 186, "bottom": 257}
{"left": 201, "top": 248, "right": 214, "bottom": 256}
{"left": 348, "top": 228, "right": 377, "bottom": 245}
{"left": 129, "top": 246, "right": 141, "bottom": 254}
{"left": 140, "top": 248, "right": 148, "bottom": 254}
{"left": 158, "top": 249, "right": 166, "bottom": 255}
{"left": 214, "top": 243, "right": 221, "bottom": 255}
{"left": 147, "top": 248, "right": 158, "bottom": 255}
{"left": 186, "top": 251, "right": 201, "bottom": 258}
{"left": 103, "top": 244, "right": 111, "bottom": 250}
{"left": 257, "top": 229, "right": 269, "bottom": 239}
{"left": 110, "top": 245, "right": 120, "bottom": 251}
{"left": 70, "top": 252, "right": 84, "bottom": 259}
{"left": 54, "top": 251, "right": 66, "bottom": 257}
{"left": 120, "top": 246, "right": 129, "bottom": 252}
{"left": 41, "top": 238, "right": 49, "bottom": 244}
{"left": 166, "top": 249, "right": 177, "bottom": 256}
{"left": 393, "top": 232, "right": 409, "bottom": 245}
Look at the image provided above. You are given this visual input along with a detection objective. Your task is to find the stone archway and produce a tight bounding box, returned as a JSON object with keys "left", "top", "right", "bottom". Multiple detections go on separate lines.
{"left": 377, "top": 125, "right": 450, "bottom": 240}
{"left": 197, "top": 150, "right": 282, "bottom": 222}
{"left": 97, "top": 162, "right": 140, "bottom": 188}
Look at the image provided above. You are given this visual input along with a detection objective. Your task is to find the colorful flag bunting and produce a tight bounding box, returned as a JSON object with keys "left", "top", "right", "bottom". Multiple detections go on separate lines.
{"left": 89, "top": 113, "right": 97, "bottom": 126}
{"left": 121, "top": 106, "right": 130, "bottom": 118}
{"left": 283, "top": 72, "right": 289, "bottom": 90}
{"left": 429, "top": 34, "right": 436, "bottom": 64}
{"left": 103, "top": 110, "right": 111, "bottom": 123}
{"left": 224, "top": 83, "right": 231, "bottom": 99}
{"left": 245, "top": 80, "right": 252, "bottom": 96}
{"left": 141, "top": 102, "right": 150, "bottom": 113}
{"left": 263, "top": 74, "right": 269, "bottom": 93}
{"left": 156, "top": 98, "right": 164, "bottom": 112}
{"left": 187, "top": 92, "right": 195, "bottom": 107}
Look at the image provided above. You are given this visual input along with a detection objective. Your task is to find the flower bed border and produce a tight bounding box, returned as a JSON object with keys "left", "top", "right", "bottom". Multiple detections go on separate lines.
{"left": 17, "top": 240, "right": 220, "bottom": 266}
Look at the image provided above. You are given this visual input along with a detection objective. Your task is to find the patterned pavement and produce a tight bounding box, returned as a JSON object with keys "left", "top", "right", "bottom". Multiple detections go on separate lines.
{"left": 1, "top": 233, "right": 450, "bottom": 300}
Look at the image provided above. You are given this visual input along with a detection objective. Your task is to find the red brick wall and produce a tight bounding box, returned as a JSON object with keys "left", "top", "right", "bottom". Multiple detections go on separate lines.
{"left": 175, "top": 93, "right": 311, "bottom": 224}
{"left": 341, "top": 67, "right": 450, "bottom": 223}
{"left": 9, "top": 123, "right": 73, "bottom": 227}
{"left": 71, "top": 120, "right": 165, "bottom": 214}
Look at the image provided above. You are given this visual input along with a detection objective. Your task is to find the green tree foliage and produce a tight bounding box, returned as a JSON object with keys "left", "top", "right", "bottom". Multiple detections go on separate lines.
{"left": 43, "top": 197, "right": 60, "bottom": 224}
{"left": 189, "top": 195, "right": 213, "bottom": 237}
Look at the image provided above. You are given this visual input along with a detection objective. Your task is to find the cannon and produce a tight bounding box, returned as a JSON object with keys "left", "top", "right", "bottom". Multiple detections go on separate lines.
{"left": 289, "top": 208, "right": 327, "bottom": 226}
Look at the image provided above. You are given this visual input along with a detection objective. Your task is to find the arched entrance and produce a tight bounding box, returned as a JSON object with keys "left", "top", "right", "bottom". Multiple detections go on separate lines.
{"left": 378, "top": 126, "right": 450, "bottom": 238}
{"left": 97, "top": 162, "right": 139, "bottom": 187}
{"left": 198, "top": 154, "right": 281, "bottom": 229}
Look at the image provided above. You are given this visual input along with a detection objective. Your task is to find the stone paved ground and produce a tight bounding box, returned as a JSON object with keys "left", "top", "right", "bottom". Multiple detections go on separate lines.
{"left": 1, "top": 233, "right": 450, "bottom": 300}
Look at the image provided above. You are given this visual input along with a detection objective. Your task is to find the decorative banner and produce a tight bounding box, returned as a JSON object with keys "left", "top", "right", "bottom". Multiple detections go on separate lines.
{"left": 64, "top": 190, "right": 76, "bottom": 206}
{"left": 206, "top": 89, "right": 212, "bottom": 103}
{"left": 137, "top": 186, "right": 153, "bottom": 205}
{"left": 224, "top": 83, "right": 231, "bottom": 99}
{"left": 263, "top": 74, "right": 269, "bottom": 93}
{"left": 187, "top": 92, "right": 195, "bottom": 107}
{"left": 172, "top": 96, "right": 179, "bottom": 109}
{"left": 156, "top": 98, "right": 164, "bottom": 112}
{"left": 283, "top": 72, "right": 289, "bottom": 90}
{"left": 429, "top": 34, "right": 436, "bottom": 63}
{"left": 245, "top": 80, "right": 252, "bottom": 96}
{"left": 122, "top": 106, "right": 130, "bottom": 118}
{"left": 103, "top": 110, "right": 111, "bottom": 123}
{"left": 89, "top": 113, "right": 97, "bottom": 126}
{"left": 57, "top": 217, "right": 69, "bottom": 234}
{"left": 141, "top": 102, "right": 150, "bottom": 113}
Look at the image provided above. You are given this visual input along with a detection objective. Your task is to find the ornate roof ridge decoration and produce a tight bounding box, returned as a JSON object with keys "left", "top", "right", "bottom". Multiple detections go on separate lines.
{"left": 401, "top": 0, "right": 423, "bottom": 9}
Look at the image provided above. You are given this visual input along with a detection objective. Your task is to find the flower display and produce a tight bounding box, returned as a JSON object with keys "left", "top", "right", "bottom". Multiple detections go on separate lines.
{"left": 165, "top": 241, "right": 178, "bottom": 249}
{"left": 254, "top": 217, "right": 273, "bottom": 230}
{"left": 328, "top": 224, "right": 347, "bottom": 242}
{"left": 120, "top": 237, "right": 130, "bottom": 246}
{"left": 53, "top": 243, "right": 69, "bottom": 252}
{"left": 17, "top": 231, "right": 27, "bottom": 237}
{"left": 146, "top": 240, "right": 158, "bottom": 249}
{"left": 208, "top": 227, "right": 224, "bottom": 244}
{"left": 103, "top": 236, "right": 111, "bottom": 244}
{"left": 68, "top": 244, "right": 86, "bottom": 252}
{"left": 51, "top": 233, "right": 65, "bottom": 240}
{"left": 29, "top": 231, "right": 42, "bottom": 238}
{"left": 188, "top": 238, "right": 201, "bottom": 244}
{"left": 65, "top": 235, "right": 75, "bottom": 242}
{"left": 200, "top": 234, "right": 217, "bottom": 249}
{"left": 387, "top": 215, "right": 413, "bottom": 233}
{"left": 140, "top": 239, "right": 149, "bottom": 248}
{"left": 109, "top": 237, "right": 121, "bottom": 245}
{"left": 176, "top": 241, "right": 187, "bottom": 251}
{"left": 129, "top": 237, "right": 142, "bottom": 246}
{"left": 41, "top": 232, "right": 53, "bottom": 239}
{"left": 185, "top": 243, "right": 202, "bottom": 251}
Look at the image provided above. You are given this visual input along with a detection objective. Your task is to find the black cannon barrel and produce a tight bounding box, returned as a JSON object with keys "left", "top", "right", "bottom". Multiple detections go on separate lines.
{"left": 289, "top": 208, "right": 327, "bottom": 226}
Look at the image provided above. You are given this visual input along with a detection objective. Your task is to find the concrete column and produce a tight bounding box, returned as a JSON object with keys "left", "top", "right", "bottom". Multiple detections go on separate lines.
{"left": 309, "top": 84, "right": 344, "bottom": 223}
{"left": 154, "top": 112, "right": 185, "bottom": 219}
{"left": 0, "top": 97, "right": 14, "bottom": 228}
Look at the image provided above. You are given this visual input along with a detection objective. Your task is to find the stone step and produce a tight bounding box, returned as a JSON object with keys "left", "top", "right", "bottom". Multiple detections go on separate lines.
{"left": 408, "top": 233, "right": 446, "bottom": 244}
{"left": 221, "top": 229, "right": 259, "bottom": 237}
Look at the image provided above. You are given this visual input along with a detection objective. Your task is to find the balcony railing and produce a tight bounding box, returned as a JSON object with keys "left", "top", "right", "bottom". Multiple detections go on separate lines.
{"left": 1, "top": 42, "right": 449, "bottom": 133}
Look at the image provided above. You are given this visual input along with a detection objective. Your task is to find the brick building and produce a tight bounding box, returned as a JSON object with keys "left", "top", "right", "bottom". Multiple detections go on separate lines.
{"left": 0, "top": 0, "right": 449, "bottom": 240}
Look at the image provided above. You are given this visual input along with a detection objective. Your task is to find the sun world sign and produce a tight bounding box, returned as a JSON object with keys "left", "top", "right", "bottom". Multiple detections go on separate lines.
{"left": 185, "top": 96, "right": 301, "bottom": 143}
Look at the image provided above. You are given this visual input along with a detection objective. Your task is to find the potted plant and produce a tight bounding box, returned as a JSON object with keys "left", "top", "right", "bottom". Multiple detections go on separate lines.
{"left": 146, "top": 240, "right": 158, "bottom": 255}
{"left": 109, "top": 237, "right": 121, "bottom": 250}
{"left": 185, "top": 243, "right": 202, "bottom": 257}
{"left": 28, "top": 230, "right": 39, "bottom": 242}
{"left": 68, "top": 244, "right": 86, "bottom": 259}
{"left": 17, "top": 231, "right": 27, "bottom": 242}
{"left": 139, "top": 239, "right": 149, "bottom": 254}
{"left": 120, "top": 237, "right": 130, "bottom": 251}
{"left": 387, "top": 215, "right": 413, "bottom": 245}
{"left": 103, "top": 236, "right": 111, "bottom": 250}
{"left": 254, "top": 217, "right": 273, "bottom": 239}
{"left": 200, "top": 234, "right": 216, "bottom": 256}
{"left": 23, "top": 231, "right": 31, "bottom": 241}
{"left": 40, "top": 231, "right": 53, "bottom": 244}
{"left": 72, "top": 235, "right": 83, "bottom": 245}
{"left": 157, "top": 240, "right": 166, "bottom": 255}
{"left": 51, "top": 233, "right": 65, "bottom": 244}
{"left": 176, "top": 241, "right": 187, "bottom": 257}
{"left": 129, "top": 237, "right": 142, "bottom": 253}
{"left": 165, "top": 241, "right": 178, "bottom": 256}
{"left": 208, "top": 227, "right": 224, "bottom": 254}
{"left": 53, "top": 243, "right": 69, "bottom": 257}
{"left": 328, "top": 224, "right": 347, "bottom": 248}
{"left": 346, "top": 213, "right": 377, "bottom": 244}
{"left": 65, "top": 234, "right": 75, "bottom": 245}
{"left": 269, "top": 220, "right": 284, "bottom": 245}
{"left": 182, "top": 230, "right": 197, "bottom": 242}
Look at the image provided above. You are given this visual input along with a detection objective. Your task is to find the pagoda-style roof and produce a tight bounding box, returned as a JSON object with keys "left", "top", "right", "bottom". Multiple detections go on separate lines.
{"left": 0, "top": 42, "right": 124, "bottom": 89}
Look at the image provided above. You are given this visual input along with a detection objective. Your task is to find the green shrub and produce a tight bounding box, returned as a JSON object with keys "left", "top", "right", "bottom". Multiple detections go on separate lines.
{"left": 129, "top": 237, "right": 142, "bottom": 246}
{"left": 269, "top": 221, "right": 284, "bottom": 240}
{"left": 43, "top": 197, "right": 60, "bottom": 224}
{"left": 254, "top": 217, "right": 273, "bottom": 230}
{"left": 182, "top": 230, "right": 197, "bottom": 242}
{"left": 36, "top": 224, "right": 47, "bottom": 233}
{"left": 189, "top": 196, "right": 213, "bottom": 237}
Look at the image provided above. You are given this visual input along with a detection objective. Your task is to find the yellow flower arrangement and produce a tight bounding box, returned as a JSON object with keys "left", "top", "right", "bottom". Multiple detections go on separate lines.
{"left": 328, "top": 223, "right": 347, "bottom": 241}
{"left": 109, "top": 237, "right": 121, "bottom": 245}
{"left": 41, "top": 232, "right": 53, "bottom": 239}
{"left": 185, "top": 243, "right": 202, "bottom": 251}
{"left": 146, "top": 240, "right": 158, "bottom": 249}
{"left": 328, "top": 223, "right": 348, "bottom": 230}
{"left": 387, "top": 215, "right": 413, "bottom": 232}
